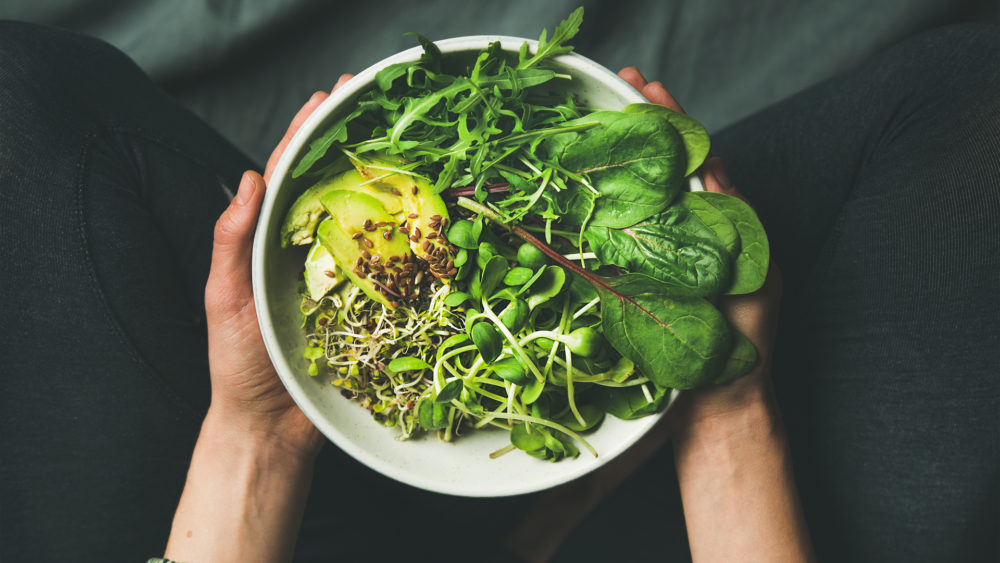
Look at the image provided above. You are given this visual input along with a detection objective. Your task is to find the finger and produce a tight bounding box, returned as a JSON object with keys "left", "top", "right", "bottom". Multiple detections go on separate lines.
{"left": 617, "top": 66, "right": 647, "bottom": 91}
{"left": 699, "top": 156, "right": 745, "bottom": 200}
{"left": 206, "top": 170, "right": 266, "bottom": 318}
{"left": 332, "top": 73, "right": 354, "bottom": 91}
{"left": 640, "top": 81, "right": 684, "bottom": 113}
{"left": 264, "top": 91, "right": 330, "bottom": 183}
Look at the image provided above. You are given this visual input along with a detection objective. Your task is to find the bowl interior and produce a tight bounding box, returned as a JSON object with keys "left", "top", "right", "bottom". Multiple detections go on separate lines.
{"left": 252, "top": 36, "right": 680, "bottom": 497}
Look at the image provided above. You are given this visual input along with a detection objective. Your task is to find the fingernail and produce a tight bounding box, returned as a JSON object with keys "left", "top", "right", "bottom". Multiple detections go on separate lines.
{"left": 235, "top": 171, "right": 256, "bottom": 205}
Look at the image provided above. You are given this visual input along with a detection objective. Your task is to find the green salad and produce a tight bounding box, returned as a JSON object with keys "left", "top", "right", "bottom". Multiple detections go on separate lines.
{"left": 280, "top": 7, "right": 769, "bottom": 461}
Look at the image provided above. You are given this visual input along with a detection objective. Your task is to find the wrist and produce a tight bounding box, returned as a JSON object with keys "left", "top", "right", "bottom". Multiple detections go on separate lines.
{"left": 669, "top": 373, "right": 780, "bottom": 447}
{"left": 202, "top": 402, "right": 324, "bottom": 466}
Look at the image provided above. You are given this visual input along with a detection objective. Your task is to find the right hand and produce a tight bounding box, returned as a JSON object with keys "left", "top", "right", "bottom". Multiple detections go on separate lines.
{"left": 617, "top": 66, "right": 783, "bottom": 428}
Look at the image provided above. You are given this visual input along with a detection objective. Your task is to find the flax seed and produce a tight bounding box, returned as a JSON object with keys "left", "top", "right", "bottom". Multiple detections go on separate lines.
{"left": 427, "top": 231, "right": 438, "bottom": 239}
{"left": 383, "top": 230, "right": 393, "bottom": 241}
{"left": 408, "top": 213, "right": 419, "bottom": 219}
{"left": 362, "top": 250, "right": 372, "bottom": 260}
{"left": 351, "top": 232, "right": 363, "bottom": 240}
{"left": 363, "top": 239, "right": 374, "bottom": 249}
{"left": 410, "top": 185, "right": 418, "bottom": 195}
{"left": 413, "top": 227, "right": 421, "bottom": 239}
{"left": 324, "top": 270, "right": 336, "bottom": 278}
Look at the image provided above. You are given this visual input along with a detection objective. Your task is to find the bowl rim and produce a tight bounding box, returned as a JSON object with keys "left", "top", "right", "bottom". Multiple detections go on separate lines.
{"left": 252, "top": 35, "right": 685, "bottom": 497}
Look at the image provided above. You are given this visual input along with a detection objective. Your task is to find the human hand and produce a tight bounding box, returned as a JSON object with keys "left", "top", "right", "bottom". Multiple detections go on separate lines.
{"left": 202, "top": 74, "right": 355, "bottom": 459}
{"left": 617, "top": 67, "right": 783, "bottom": 429}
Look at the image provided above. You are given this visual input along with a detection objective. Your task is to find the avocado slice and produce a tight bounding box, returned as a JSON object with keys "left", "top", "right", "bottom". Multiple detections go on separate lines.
{"left": 316, "top": 190, "right": 412, "bottom": 308}
{"left": 353, "top": 157, "right": 456, "bottom": 279}
{"left": 280, "top": 167, "right": 405, "bottom": 248}
{"left": 303, "top": 240, "right": 342, "bottom": 301}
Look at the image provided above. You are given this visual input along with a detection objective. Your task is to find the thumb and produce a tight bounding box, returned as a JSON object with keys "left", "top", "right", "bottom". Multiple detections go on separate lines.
{"left": 206, "top": 170, "right": 266, "bottom": 318}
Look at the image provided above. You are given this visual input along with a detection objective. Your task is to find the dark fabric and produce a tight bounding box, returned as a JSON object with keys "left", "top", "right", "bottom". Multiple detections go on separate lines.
{"left": 1, "top": 20, "right": 997, "bottom": 563}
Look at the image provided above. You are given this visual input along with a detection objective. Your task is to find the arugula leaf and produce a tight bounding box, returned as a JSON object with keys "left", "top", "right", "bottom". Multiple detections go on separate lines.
{"left": 292, "top": 104, "right": 368, "bottom": 178}
{"left": 519, "top": 7, "right": 584, "bottom": 69}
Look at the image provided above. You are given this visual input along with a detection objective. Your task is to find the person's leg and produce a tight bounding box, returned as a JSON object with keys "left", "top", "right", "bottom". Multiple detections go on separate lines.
{"left": 0, "top": 21, "right": 529, "bottom": 562}
{"left": 0, "top": 21, "right": 253, "bottom": 561}
{"left": 550, "top": 23, "right": 999, "bottom": 563}
{"left": 711, "top": 23, "right": 999, "bottom": 562}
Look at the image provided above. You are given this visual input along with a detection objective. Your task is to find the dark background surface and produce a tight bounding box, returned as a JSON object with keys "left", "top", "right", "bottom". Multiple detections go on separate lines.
{"left": 4, "top": 0, "right": 998, "bottom": 164}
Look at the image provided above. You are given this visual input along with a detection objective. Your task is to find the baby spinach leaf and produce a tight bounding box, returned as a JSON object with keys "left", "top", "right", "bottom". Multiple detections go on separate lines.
{"left": 623, "top": 103, "right": 710, "bottom": 176}
{"left": 585, "top": 205, "right": 731, "bottom": 296}
{"left": 714, "top": 329, "right": 757, "bottom": 385}
{"left": 595, "top": 384, "right": 670, "bottom": 420}
{"left": 690, "top": 192, "right": 769, "bottom": 294}
{"left": 676, "top": 192, "right": 740, "bottom": 259}
{"left": 599, "top": 291, "right": 732, "bottom": 389}
{"left": 539, "top": 111, "right": 686, "bottom": 228}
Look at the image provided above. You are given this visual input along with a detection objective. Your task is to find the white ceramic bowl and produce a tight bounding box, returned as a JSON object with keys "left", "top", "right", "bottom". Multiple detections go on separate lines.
{"left": 252, "top": 36, "right": 691, "bottom": 497}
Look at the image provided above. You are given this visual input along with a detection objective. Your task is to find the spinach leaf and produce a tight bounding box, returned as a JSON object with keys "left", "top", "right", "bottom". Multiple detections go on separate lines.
{"left": 623, "top": 103, "right": 710, "bottom": 176}
{"left": 595, "top": 384, "right": 671, "bottom": 420}
{"left": 598, "top": 291, "right": 731, "bottom": 389}
{"left": 690, "top": 192, "right": 769, "bottom": 294}
{"left": 585, "top": 205, "right": 731, "bottom": 297}
{"left": 458, "top": 197, "right": 735, "bottom": 390}
{"left": 715, "top": 329, "right": 757, "bottom": 384}
{"left": 676, "top": 192, "right": 740, "bottom": 259}
{"left": 539, "top": 111, "right": 686, "bottom": 228}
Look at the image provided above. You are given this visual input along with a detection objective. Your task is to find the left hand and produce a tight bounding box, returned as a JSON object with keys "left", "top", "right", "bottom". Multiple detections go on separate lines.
{"left": 202, "top": 74, "right": 355, "bottom": 459}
